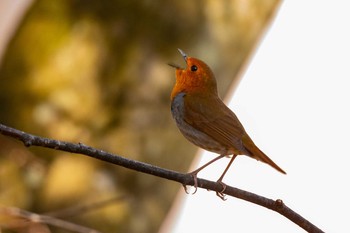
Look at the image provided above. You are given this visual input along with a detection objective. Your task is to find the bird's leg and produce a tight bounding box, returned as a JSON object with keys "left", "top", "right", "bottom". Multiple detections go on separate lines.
{"left": 185, "top": 154, "right": 226, "bottom": 194}
{"left": 216, "top": 154, "right": 237, "bottom": 200}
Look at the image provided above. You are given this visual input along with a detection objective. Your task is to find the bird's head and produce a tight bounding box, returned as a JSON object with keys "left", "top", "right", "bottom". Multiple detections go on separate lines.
{"left": 169, "top": 49, "right": 218, "bottom": 99}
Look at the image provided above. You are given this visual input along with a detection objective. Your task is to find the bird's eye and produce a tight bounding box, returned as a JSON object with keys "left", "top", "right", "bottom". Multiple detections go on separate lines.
{"left": 191, "top": 65, "right": 198, "bottom": 72}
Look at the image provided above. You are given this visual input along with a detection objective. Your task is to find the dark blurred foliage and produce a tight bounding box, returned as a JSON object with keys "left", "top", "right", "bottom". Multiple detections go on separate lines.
{"left": 0, "top": 0, "right": 280, "bottom": 232}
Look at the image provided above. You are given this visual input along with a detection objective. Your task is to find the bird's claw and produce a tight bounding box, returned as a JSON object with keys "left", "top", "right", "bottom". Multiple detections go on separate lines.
{"left": 182, "top": 172, "right": 199, "bottom": 195}
{"left": 183, "top": 172, "right": 228, "bottom": 201}
{"left": 216, "top": 180, "right": 227, "bottom": 201}
{"left": 182, "top": 184, "right": 190, "bottom": 194}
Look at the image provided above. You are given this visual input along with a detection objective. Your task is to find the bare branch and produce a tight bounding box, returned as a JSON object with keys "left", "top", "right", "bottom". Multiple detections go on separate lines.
{"left": 0, "top": 124, "right": 324, "bottom": 233}
{"left": 0, "top": 207, "right": 102, "bottom": 233}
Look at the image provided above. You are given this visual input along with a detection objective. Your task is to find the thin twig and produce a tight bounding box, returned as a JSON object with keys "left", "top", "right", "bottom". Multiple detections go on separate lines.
{"left": 0, "top": 207, "right": 102, "bottom": 233}
{"left": 0, "top": 123, "right": 324, "bottom": 233}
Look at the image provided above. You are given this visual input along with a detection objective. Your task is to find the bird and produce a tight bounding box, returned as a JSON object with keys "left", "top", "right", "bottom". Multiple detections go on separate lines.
{"left": 169, "top": 49, "right": 286, "bottom": 199}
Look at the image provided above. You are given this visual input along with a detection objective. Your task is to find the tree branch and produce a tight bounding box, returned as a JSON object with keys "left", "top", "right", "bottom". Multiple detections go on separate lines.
{"left": 0, "top": 207, "right": 102, "bottom": 233}
{"left": 0, "top": 123, "right": 324, "bottom": 233}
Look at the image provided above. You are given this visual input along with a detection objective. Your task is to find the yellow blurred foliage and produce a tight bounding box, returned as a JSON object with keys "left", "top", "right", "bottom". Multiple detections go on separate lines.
{"left": 41, "top": 155, "right": 96, "bottom": 208}
{"left": 0, "top": 159, "right": 30, "bottom": 208}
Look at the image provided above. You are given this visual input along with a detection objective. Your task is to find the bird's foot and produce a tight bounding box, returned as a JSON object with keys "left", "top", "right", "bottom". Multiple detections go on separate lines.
{"left": 216, "top": 180, "right": 227, "bottom": 201}
{"left": 182, "top": 172, "right": 199, "bottom": 195}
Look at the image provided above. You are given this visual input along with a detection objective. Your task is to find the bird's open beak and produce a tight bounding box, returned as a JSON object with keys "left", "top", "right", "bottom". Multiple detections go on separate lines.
{"left": 177, "top": 48, "right": 188, "bottom": 62}
{"left": 168, "top": 62, "right": 181, "bottom": 69}
{"left": 168, "top": 48, "right": 188, "bottom": 69}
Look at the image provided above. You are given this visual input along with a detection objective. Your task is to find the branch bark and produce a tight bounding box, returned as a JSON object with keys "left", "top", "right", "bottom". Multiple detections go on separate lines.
{"left": 0, "top": 123, "right": 324, "bottom": 233}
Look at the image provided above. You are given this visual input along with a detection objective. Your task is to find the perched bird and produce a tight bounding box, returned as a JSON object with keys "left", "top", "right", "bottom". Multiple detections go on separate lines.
{"left": 169, "top": 49, "right": 286, "bottom": 198}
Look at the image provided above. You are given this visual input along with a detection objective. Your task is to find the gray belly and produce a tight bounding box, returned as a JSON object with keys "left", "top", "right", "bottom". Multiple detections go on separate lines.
{"left": 171, "top": 93, "right": 229, "bottom": 155}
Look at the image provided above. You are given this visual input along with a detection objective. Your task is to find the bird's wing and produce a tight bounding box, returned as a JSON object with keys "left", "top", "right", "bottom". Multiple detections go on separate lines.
{"left": 182, "top": 94, "right": 286, "bottom": 174}
{"left": 183, "top": 94, "right": 247, "bottom": 153}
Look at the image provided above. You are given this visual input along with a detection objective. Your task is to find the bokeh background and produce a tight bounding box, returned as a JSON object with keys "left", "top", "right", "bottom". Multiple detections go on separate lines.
{"left": 0, "top": 1, "right": 280, "bottom": 232}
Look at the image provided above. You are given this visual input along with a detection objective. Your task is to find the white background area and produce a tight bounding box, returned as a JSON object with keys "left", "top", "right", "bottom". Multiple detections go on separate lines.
{"left": 161, "top": 1, "right": 350, "bottom": 232}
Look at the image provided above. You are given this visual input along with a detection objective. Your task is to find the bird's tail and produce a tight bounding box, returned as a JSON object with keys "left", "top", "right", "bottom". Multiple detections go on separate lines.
{"left": 242, "top": 134, "right": 286, "bottom": 174}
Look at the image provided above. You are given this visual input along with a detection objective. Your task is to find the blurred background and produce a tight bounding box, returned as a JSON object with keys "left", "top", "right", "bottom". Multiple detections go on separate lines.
{"left": 0, "top": 0, "right": 280, "bottom": 232}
